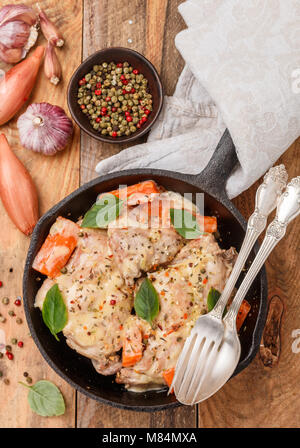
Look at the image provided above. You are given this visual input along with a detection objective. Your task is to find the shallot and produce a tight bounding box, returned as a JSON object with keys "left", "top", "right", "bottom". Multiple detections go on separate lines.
{"left": 0, "top": 45, "right": 44, "bottom": 126}
{"left": 0, "top": 134, "right": 39, "bottom": 236}
{"left": 0, "top": 4, "right": 38, "bottom": 64}
{"left": 17, "top": 102, "right": 73, "bottom": 156}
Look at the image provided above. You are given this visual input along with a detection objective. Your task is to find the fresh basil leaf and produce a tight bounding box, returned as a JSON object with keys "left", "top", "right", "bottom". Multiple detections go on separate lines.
{"left": 19, "top": 380, "right": 65, "bottom": 417}
{"left": 134, "top": 278, "right": 159, "bottom": 326}
{"left": 42, "top": 284, "right": 67, "bottom": 341}
{"left": 170, "top": 208, "right": 203, "bottom": 239}
{"left": 80, "top": 203, "right": 102, "bottom": 228}
{"left": 207, "top": 287, "right": 221, "bottom": 312}
{"left": 81, "top": 194, "right": 123, "bottom": 228}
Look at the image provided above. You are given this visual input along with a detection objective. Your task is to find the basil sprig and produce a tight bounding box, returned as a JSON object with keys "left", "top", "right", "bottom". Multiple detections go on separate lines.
{"left": 134, "top": 278, "right": 159, "bottom": 326}
{"left": 207, "top": 287, "right": 221, "bottom": 312}
{"left": 42, "top": 284, "right": 67, "bottom": 341}
{"left": 170, "top": 208, "right": 204, "bottom": 239}
{"left": 19, "top": 380, "right": 65, "bottom": 417}
{"left": 81, "top": 193, "right": 123, "bottom": 228}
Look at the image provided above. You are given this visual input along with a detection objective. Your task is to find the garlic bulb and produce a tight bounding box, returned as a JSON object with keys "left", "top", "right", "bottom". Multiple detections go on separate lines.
{"left": 0, "top": 4, "right": 38, "bottom": 64}
{"left": 17, "top": 103, "right": 73, "bottom": 156}
{"left": 44, "top": 42, "right": 62, "bottom": 85}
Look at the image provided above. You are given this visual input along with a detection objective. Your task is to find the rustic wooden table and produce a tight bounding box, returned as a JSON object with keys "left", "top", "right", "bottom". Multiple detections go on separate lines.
{"left": 0, "top": 0, "right": 299, "bottom": 428}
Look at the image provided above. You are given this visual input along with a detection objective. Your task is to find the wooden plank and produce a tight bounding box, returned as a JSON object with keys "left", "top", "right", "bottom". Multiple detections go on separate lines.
{"left": 77, "top": 0, "right": 196, "bottom": 428}
{"left": 0, "top": 0, "right": 82, "bottom": 428}
{"left": 80, "top": 0, "right": 147, "bottom": 185}
{"left": 198, "top": 138, "right": 300, "bottom": 428}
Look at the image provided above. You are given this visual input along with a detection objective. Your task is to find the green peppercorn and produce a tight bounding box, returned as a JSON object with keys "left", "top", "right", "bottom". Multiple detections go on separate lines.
{"left": 11, "top": 338, "right": 17, "bottom": 345}
{"left": 5, "top": 345, "right": 12, "bottom": 352}
{"left": 2, "top": 297, "right": 9, "bottom": 305}
{"left": 16, "top": 318, "right": 22, "bottom": 325}
{"left": 4, "top": 378, "right": 9, "bottom": 385}
{"left": 8, "top": 310, "right": 15, "bottom": 317}
{"left": 26, "top": 377, "right": 33, "bottom": 384}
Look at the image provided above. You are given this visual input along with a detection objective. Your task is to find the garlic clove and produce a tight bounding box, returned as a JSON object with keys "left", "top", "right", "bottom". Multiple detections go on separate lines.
{"left": 17, "top": 102, "right": 73, "bottom": 156}
{"left": 0, "top": 20, "right": 30, "bottom": 48}
{"left": 44, "top": 42, "right": 62, "bottom": 85}
{"left": 38, "top": 10, "right": 64, "bottom": 48}
{"left": 0, "top": 42, "right": 23, "bottom": 64}
{"left": 0, "top": 4, "right": 37, "bottom": 27}
{"left": 0, "top": 4, "right": 38, "bottom": 64}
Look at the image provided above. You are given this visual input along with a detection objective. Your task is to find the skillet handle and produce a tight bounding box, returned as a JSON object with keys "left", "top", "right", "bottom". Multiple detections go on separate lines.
{"left": 193, "top": 129, "right": 237, "bottom": 198}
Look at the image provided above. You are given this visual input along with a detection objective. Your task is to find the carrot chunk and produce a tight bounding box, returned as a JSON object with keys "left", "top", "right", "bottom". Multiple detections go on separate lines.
{"left": 32, "top": 216, "right": 79, "bottom": 278}
{"left": 163, "top": 367, "right": 175, "bottom": 392}
{"left": 100, "top": 180, "right": 160, "bottom": 201}
{"left": 196, "top": 215, "right": 217, "bottom": 233}
{"left": 236, "top": 299, "right": 251, "bottom": 331}
{"left": 122, "top": 325, "right": 143, "bottom": 367}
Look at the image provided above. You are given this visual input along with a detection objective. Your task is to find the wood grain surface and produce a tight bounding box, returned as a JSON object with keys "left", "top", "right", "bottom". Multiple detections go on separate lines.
{"left": 0, "top": 0, "right": 299, "bottom": 429}
{"left": 0, "top": 0, "right": 82, "bottom": 428}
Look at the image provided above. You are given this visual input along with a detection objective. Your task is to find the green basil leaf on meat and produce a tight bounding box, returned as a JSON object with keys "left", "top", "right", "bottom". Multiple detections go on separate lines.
{"left": 81, "top": 194, "right": 123, "bottom": 228}
{"left": 207, "top": 287, "right": 221, "bottom": 312}
{"left": 19, "top": 380, "right": 65, "bottom": 417}
{"left": 42, "top": 284, "right": 67, "bottom": 341}
{"left": 170, "top": 208, "right": 204, "bottom": 239}
{"left": 134, "top": 278, "right": 159, "bottom": 326}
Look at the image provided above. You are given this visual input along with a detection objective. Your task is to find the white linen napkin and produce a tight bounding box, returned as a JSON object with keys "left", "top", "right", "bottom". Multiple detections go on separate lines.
{"left": 96, "top": 0, "right": 300, "bottom": 198}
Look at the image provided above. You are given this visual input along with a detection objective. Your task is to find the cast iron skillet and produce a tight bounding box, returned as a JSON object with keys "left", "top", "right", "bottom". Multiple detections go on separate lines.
{"left": 23, "top": 130, "right": 268, "bottom": 412}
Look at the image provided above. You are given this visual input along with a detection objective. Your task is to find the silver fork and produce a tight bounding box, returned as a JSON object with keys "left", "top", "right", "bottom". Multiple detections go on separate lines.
{"left": 186, "top": 176, "right": 300, "bottom": 405}
{"left": 170, "top": 165, "right": 288, "bottom": 402}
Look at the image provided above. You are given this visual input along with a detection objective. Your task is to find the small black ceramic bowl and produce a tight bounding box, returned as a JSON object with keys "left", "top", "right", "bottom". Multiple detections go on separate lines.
{"left": 67, "top": 47, "right": 164, "bottom": 144}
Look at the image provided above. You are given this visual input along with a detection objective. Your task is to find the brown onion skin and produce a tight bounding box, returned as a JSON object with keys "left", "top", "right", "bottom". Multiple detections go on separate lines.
{"left": 0, "top": 134, "right": 39, "bottom": 235}
{"left": 0, "top": 46, "right": 44, "bottom": 126}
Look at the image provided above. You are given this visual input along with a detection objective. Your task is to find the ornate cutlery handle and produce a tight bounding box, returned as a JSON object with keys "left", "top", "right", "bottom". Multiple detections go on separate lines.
{"left": 224, "top": 177, "right": 300, "bottom": 328}
{"left": 211, "top": 165, "right": 288, "bottom": 320}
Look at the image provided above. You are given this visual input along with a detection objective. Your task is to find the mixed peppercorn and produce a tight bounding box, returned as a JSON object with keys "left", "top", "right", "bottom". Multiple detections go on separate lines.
{"left": 77, "top": 61, "right": 153, "bottom": 137}
{"left": 0, "top": 289, "right": 25, "bottom": 385}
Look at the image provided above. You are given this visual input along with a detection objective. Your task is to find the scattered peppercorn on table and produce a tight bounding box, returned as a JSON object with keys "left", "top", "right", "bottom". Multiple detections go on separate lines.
{"left": 0, "top": 0, "right": 300, "bottom": 429}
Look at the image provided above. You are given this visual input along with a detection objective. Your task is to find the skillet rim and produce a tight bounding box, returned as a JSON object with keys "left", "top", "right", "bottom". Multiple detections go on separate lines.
{"left": 23, "top": 168, "right": 268, "bottom": 412}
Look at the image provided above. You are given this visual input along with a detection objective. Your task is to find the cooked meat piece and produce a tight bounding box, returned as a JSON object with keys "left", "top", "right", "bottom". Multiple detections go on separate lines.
{"left": 108, "top": 227, "right": 183, "bottom": 286}
{"left": 116, "top": 326, "right": 190, "bottom": 388}
{"left": 116, "top": 234, "right": 236, "bottom": 389}
{"left": 92, "top": 355, "right": 122, "bottom": 376}
{"left": 107, "top": 191, "right": 196, "bottom": 285}
{"left": 32, "top": 216, "right": 79, "bottom": 278}
{"left": 35, "top": 227, "right": 133, "bottom": 376}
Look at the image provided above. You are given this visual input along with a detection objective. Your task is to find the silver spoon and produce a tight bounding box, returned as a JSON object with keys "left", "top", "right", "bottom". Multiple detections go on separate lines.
{"left": 170, "top": 165, "right": 288, "bottom": 401}
{"left": 176, "top": 176, "right": 300, "bottom": 405}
